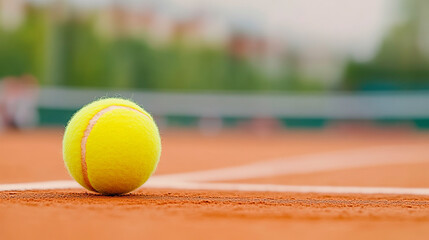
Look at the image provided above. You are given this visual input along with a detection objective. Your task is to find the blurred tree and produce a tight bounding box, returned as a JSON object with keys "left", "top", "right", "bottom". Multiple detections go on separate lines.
{"left": 0, "top": 5, "right": 325, "bottom": 92}
{"left": 0, "top": 7, "right": 47, "bottom": 81}
{"left": 105, "top": 38, "right": 156, "bottom": 89}
{"left": 55, "top": 18, "right": 107, "bottom": 87}
{"left": 343, "top": 0, "right": 429, "bottom": 91}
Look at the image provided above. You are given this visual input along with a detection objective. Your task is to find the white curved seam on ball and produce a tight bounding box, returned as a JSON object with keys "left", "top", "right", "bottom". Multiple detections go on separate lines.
{"left": 80, "top": 105, "right": 150, "bottom": 192}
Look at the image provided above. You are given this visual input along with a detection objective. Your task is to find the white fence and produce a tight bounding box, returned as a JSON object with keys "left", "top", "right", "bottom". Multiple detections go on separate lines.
{"left": 39, "top": 87, "right": 429, "bottom": 119}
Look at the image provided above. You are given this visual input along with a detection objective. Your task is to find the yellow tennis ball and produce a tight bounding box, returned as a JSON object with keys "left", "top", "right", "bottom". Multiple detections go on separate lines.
{"left": 63, "top": 98, "right": 161, "bottom": 195}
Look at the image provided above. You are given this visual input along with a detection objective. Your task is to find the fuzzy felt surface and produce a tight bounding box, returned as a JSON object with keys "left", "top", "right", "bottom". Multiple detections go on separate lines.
{"left": 63, "top": 98, "right": 161, "bottom": 195}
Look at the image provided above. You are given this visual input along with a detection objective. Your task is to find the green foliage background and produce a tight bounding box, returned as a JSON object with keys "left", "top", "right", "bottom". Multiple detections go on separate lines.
{"left": 0, "top": 6, "right": 313, "bottom": 91}
{"left": 1, "top": 1, "right": 429, "bottom": 92}
{"left": 343, "top": 0, "right": 429, "bottom": 91}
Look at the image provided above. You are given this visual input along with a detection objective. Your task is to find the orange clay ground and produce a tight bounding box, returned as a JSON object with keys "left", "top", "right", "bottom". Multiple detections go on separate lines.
{"left": 1, "top": 128, "right": 429, "bottom": 239}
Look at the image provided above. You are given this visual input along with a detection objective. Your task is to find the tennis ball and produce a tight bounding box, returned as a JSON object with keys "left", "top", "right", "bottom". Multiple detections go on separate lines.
{"left": 63, "top": 98, "right": 161, "bottom": 195}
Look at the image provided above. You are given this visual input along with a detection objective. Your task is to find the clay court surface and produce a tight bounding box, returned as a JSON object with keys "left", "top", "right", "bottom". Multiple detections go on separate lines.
{"left": 1, "top": 128, "right": 429, "bottom": 239}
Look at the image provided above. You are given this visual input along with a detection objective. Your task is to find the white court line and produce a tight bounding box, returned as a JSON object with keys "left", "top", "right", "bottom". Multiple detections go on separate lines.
{"left": 154, "top": 145, "right": 429, "bottom": 182}
{"left": 0, "top": 180, "right": 80, "bottom": 191}
{"left": 145, "top": 180, "right": 429, "bottom": 196}
{"left": 1, "top": 144, "right": 429, "bottom": 196}
{"left": 2, "top": 179, "right": 429, "bottom": 196}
